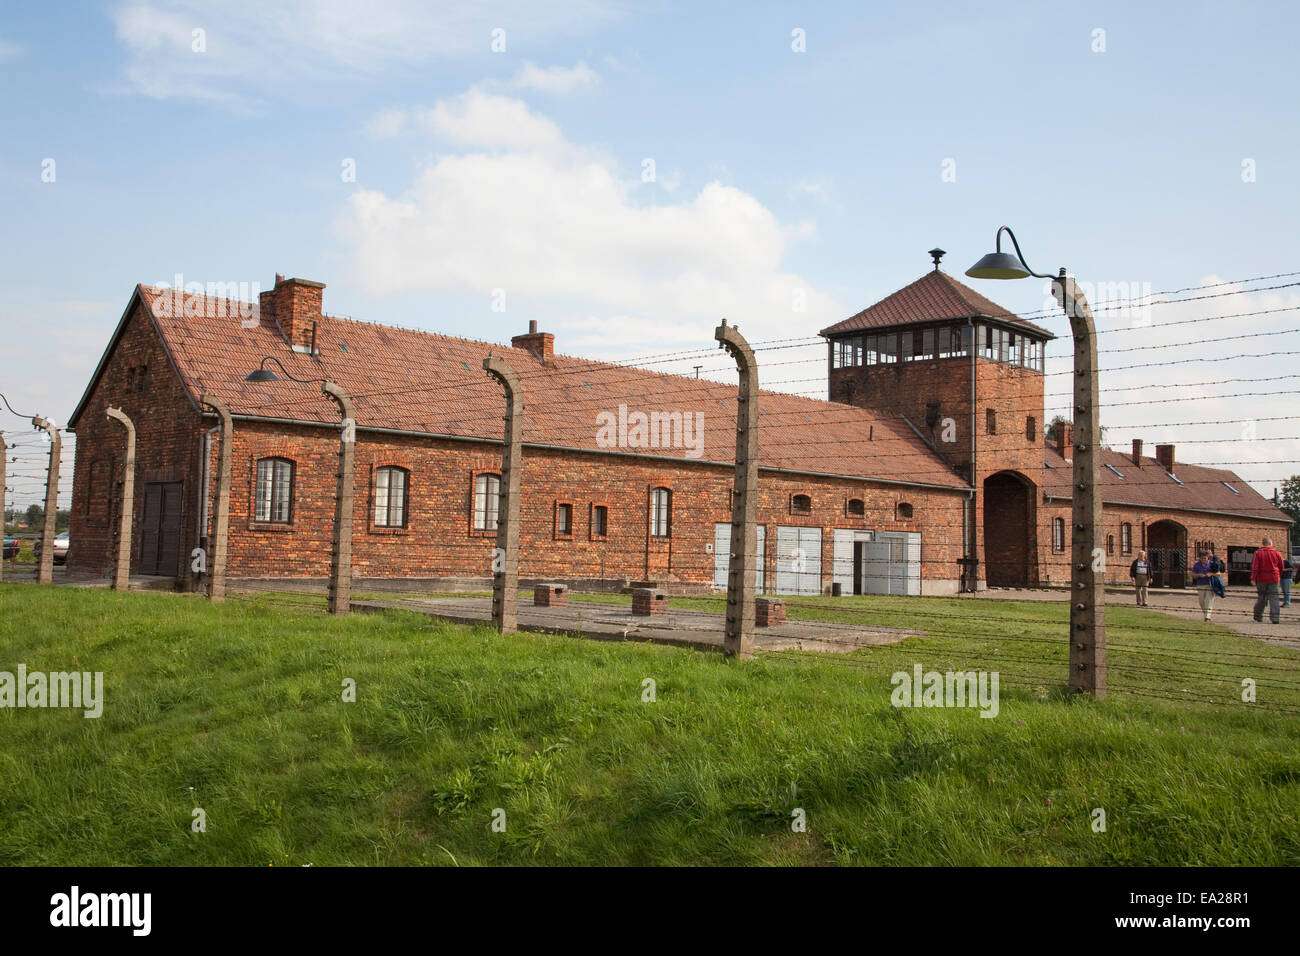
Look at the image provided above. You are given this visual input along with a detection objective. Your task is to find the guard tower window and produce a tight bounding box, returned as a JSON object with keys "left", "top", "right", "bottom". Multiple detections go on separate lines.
{"left": 986, "top": 408, "right": 997, "bottom": 435}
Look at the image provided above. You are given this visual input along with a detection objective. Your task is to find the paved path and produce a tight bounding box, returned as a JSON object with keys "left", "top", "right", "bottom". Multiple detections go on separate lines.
{"left": 971, "top": 586, "right": 1299, "bottom": 649}
{"left": 354, "top": 596, "right": 922, "bottom": 655}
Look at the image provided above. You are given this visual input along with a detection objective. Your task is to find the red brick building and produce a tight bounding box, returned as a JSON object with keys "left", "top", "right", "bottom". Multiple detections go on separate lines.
{"left": 821, "top": 255, "right": 1290, "bottom": 589}
{"left": 66, "top": 262, "right": 1289, "bottom": 595}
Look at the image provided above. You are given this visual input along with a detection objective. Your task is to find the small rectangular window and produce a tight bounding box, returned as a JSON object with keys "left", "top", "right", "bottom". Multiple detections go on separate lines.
{"left": 556, "top": 502, "right": 572, "bottom": 536}
{"left": 592, "top": 504, "right": 608, "bottom": 537}
{"left": 650, "top": 488, "right": 671, "bottom": 537}
{"left": 473, "top": 473, "right": 501, "bottom": 532}
{"left": 986, "top": 408, "right": 997, "bottom": 435}
{"left": 255, "top": 458, "right": 293, "bottom": 524}
{"left": 374, "top": 466, "right": 408, "bottom": 528}
{"left": 1026, "top": 416, "right": 1037, "bottom": 442}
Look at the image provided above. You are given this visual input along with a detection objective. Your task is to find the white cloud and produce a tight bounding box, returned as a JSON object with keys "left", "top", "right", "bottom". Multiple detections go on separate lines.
{"left": 420, "top": 89, "right": 568, "bottom": 152}
{"left": 340, "top": 89, "right": 841, "bottom": 357}
{"left": 108, "top": 0, "right": 619, "bottom": 103}
{"left": 364, "top": 106, "right": 408, "bottom": 139}
{"left": 0, "top": 38, "right": 22, "bottom": 60}
{"left": 793, "top": 177, "right": 831, "bottom": 202}
{"left": 506, "top": 60, "right": 599, "bottom": 94}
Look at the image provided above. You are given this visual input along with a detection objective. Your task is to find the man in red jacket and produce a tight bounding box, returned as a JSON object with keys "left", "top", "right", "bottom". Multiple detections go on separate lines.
{"left": 1250, "top": 537, "right": 1285, "bottom": 624}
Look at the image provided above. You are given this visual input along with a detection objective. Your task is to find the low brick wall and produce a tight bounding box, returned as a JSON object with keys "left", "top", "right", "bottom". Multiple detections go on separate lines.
{"left": 756, "top": 596, "right": 786, "bottom": 626}
{"left": 534, "top": 582, "right": 568, "bottom": 607}
{"left": 632, "top": 588, "right": 668, "bottom": 616}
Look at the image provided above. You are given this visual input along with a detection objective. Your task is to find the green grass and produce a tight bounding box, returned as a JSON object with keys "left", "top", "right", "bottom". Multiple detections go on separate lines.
{"left": 0, "top": 581, "right": 1297, "bottom": 866}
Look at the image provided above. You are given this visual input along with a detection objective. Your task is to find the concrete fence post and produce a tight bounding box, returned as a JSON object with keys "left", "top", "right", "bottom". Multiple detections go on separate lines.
{"left": 199, "top": 394, "right": 233, "bottom": 603}
{"left": 33, "top": 416, "right": 60, "bottom": 585}
{"left": 1054, "top": 274, "right": 1106, "bottom": 697}
{"left": 105, "top": 407, "right": 136, "bottom": 591}
{"left": 715, "top": 320, "right": 759, "bottom": 659}
{"left": 321, "top": 382, "right": 356, "bottom": 617}
{"left": 483, "top": 355, "right": 523, "bottom": 634}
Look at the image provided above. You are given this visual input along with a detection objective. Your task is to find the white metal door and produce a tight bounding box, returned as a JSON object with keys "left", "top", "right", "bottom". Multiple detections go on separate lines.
{"left": 863, "top": 540, "right": 892, "bottom": 594}
{"left": 713, "top": 522, "right": 765, "bottom": 591}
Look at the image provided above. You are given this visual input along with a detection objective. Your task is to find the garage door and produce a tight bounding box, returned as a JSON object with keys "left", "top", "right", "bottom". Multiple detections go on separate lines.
{"left": 775, "top": 526, "right": 822, "bottom": 595}
{"left": 713, "top": 522, "right": 765, "bottom": 591}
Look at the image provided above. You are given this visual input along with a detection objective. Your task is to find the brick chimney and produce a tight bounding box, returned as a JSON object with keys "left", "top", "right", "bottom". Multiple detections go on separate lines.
{"left": 259, "top": 274, "right": 325, "bottom": 354}
{"left": 511, "top": 320, "right": 554, "bottom": 363}
{"left": 1054, "top": 420, "right": 1074, "bottom": 462}
{"left": 1155, "top": 443, "right": 1175, "bottom": 473}
{"left": 1131, "top": 438, "right": 1143, "bottom": 467}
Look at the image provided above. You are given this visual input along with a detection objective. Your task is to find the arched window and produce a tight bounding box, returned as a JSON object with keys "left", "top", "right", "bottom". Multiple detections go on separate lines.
{"left": 472, "top": 473, "right": 501, "bottom": 531}
{"left": 847, "top": 498, "right": 865, "bottom": 517}
{"left": 255, "top": 457, "right": 294, "bottom": 524}
{"left": 650, "top": 487, "right": 672, "bottom": 537}
{"left": 1120, "top": 522, "right": 1132, "bottom": 554}
{"left": 791, "top": 494, "right": 812, "bottom": 515}
{"left": 896, "top": 502, "right": 914, "bottom": 520}
{"left": 373, "top": 466, "right": 409, "bottom": 528}
{"left": 1052, "top": 517, "right": 1066, "bottom": 552}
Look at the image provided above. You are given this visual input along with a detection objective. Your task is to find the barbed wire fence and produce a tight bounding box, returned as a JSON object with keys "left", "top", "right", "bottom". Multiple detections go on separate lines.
{"left": 2, "top": 269, "right": 1297, "bottom": 716}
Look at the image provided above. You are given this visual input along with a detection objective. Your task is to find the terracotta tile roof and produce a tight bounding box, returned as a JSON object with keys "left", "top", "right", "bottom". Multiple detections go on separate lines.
{"left": 1042, "top": 443, "right": 1290, "bottom": 524}
{"left": 131, "top": 285, "right": 970, "bottom": 491}
{"left": 820, "top": 270, "right": 1054, "bottom": 339}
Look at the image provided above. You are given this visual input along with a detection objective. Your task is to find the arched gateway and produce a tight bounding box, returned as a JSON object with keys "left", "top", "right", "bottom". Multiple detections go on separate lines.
{"left": 983, "top": 470, "right": 1036, "bottom": 587}
{"left": 1147, "top": 519, "right": 1189, "bottom": 588}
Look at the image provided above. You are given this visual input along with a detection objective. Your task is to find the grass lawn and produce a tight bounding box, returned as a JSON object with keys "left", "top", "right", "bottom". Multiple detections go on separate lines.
{"left": 0, "top": 581, "right": 1297, "bottom": 866}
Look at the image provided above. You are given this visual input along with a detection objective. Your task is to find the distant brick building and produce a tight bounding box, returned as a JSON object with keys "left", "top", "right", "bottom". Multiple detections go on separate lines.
{"left": 66, "top": 260, "right": 1289, "bottom": 595}
{"left": 821, "top": 255, "right": 1290, "bottom": 589}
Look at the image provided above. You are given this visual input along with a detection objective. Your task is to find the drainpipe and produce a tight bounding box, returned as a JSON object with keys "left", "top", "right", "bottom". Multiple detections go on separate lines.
{"left": 967, "top": 315, "right": 978, "bottom": 591}
{"left": 199, "top": 424, "right": 219, "bottom": 572}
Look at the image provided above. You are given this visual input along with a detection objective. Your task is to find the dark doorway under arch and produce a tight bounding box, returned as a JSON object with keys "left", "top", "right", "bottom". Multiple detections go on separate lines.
{"left": 1149, "top": 520, "right": 1190, "bottom": 587}
{"left": 984, "top": 471, "right": 1036, "bottom": 587}
{"left": 1147, "top": 519, "right": 1188, "bottom": 588}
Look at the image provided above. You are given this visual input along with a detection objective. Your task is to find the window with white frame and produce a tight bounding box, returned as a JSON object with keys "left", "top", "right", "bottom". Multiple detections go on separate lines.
{"left": 374, "top": 466, "right": 408, "bottom": 528}
{"left": 650, "top": 487, "right": 671, "bottom": 538}
{"left": 473, "top": 473, "right": 501, "bottom": 532}
{"left": 255, "top": 457, "right": 294, "bottom": 524}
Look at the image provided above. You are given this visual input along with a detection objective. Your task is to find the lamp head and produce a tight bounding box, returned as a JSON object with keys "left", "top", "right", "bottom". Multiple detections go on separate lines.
{"left": 244, "top": 367, "right": 279, "bottom": 383}
{"left": 965, "top": 251, "right": 1031, "bottom": 280}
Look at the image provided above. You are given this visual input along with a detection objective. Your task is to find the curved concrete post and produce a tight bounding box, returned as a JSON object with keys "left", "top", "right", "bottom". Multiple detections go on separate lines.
{"left": 321, "top": 381, "right": 355, "bottom": 616}
{"left": 0, "top": 431, "right": 6, "bottom": 584}
{"left": 1053, "top": 275, "right": 1106, "bottom": 697}
{"left": 32, "top": 416, "right": 60, "bottom": 584}
{"left": 483, "top": 355, "right": 523, "bottom": 634}
{"left": 199, "top": 394, "right": 233, "bottom": 603}
{"left": 106, "top": 407, "right": 136, "bottom": 591}
{"left": 714, "top": 320, "right": 759, "bottom": 659}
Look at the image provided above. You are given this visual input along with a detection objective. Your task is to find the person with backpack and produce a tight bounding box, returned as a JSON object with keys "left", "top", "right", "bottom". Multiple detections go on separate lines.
{"left": 1208, "top": 545, "right": 1227, "bottom": 600}
{"left": 1250, "top": 537, "right": 1285, "bottom": 624}
{"left": 1192, "top": 550, "right": 1216, "bottom": 621}
{"left": 1129, "top": 549, "right": 1150, "bottom": 607}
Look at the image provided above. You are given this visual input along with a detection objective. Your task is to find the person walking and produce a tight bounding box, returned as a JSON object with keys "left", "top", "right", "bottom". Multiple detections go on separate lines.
{"left": 1208, "top": 545, "right": 1227, "bottom": 600}
{"left": 1250, "top": 537, "right": 1284, "bottom": 624}
{"left": 1282, "top": 555, "right": 1294, "bottom": 608}
{"left": 1192, "top": 550, "right": 1215, "bottom": 621}
{"left": 1129, "top": 549, "right": 1150, "bottom": 607}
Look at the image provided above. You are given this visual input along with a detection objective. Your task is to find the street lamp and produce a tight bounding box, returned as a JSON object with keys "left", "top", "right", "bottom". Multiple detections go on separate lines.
{"left": 966, "top": 227, "right": 1106, "bottom": 697}
{"left": 244, "top": 357, "right": 356, "bottom": 616}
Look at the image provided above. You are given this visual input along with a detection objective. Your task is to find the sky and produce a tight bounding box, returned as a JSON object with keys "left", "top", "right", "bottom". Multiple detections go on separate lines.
{"left": 1, "top": 0, "right": 1297, "bottom": 509}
